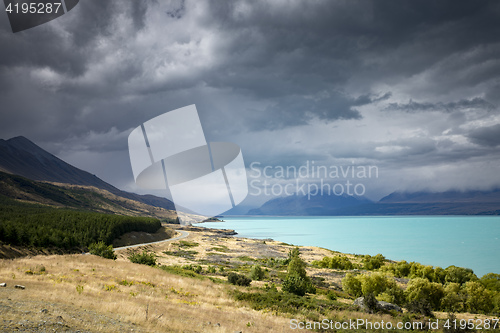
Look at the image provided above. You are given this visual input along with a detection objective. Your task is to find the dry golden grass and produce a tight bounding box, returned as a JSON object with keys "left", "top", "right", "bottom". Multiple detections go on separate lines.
{"left": 0, "top": 254, "right": 309, "bottom": 332}
{"left": 1, "top": 227, "right": 492, "bottom": 332}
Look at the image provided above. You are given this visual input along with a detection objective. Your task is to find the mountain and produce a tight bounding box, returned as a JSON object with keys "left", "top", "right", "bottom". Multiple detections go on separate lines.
{"left": 0, "top": 136, "right": 175, "bottom": 211}
{"left": 379, "top": 190, "right": 500, "bottom": 204}
{"left": 247, "top": 194, "right": 372, "bottom": 215}
{"left": 247, "top": 189, "right": 500, "bottom": 216}
{"left": 0, "top": 171, "right": 177, "bottom": 220}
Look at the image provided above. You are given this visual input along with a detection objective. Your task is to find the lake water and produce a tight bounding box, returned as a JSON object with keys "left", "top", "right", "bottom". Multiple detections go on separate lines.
{"left": 201, "top": 216, "right": 500, "bottom": 277}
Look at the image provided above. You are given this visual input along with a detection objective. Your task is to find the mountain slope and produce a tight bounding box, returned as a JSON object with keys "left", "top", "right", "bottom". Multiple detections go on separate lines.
{"left": 0, "top": 171, "right": 177, "bottom": 220}
{"left": 0, "top": 136, "right": 175, "bottom": 211}
{"left": 247, "top": 194, "right": 371, "bottom": 215}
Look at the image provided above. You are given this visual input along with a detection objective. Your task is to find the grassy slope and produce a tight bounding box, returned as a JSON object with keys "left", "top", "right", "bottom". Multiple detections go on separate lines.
{"left": 1, "top": 227, "right": 498, "bottom": 332}
{"left": 0, "top": 254, "right": 299, "bottom": 333}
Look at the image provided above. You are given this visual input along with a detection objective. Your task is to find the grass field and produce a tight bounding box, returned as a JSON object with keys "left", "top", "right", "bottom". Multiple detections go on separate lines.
{"left": 0, "top": 226, "right": 498, "bottom": 333}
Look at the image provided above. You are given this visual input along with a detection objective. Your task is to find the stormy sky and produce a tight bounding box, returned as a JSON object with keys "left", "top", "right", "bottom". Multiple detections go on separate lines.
{"left": 1, "top": 0, "right": 500, "bottom": 206}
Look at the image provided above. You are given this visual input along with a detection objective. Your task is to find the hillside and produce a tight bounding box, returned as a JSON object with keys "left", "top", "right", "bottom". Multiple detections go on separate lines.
{"left": 0, "top": 171, "right": 177, "bottom": 220}
{"left": 0, "top": 136, "right": 176, "bottom": 211}
{"left": 0, "top": 226, "right": 497, "bottom": 333}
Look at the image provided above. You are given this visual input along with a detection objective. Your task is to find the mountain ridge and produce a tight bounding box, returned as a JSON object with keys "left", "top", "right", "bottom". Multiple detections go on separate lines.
{"left": 0, "top": 136, "right": 176, "bottom": 211}
{"left": 244, "top": 189, "right": 500, "bottom": 216}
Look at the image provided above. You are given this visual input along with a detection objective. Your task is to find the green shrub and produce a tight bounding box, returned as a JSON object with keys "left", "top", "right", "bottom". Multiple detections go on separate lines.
{"left": 163, "top": 249, "right": 198, "bottom": 259}
{"left": 128, "top": 250, "right": 156, "bottom": 266}
{"left": 250, "top": 264, "right": 265, "bottom": 281}
{"left": 281, "top": 248, "right": 315, "bottom": 296}
{"left": 462, "top": 281, "right": 494, "bottom": 314}
{"left": 493, "top": 292, "right": 500, "bottom": 314}
{"left": 342, "top": 273, "right": 363, "bottom": 297}
{"left": 362, "top": 254, "right": 385, "bottom": 270}
{"left": 159, "top": 265, "right": 204, "bottom": 280}
{"left": 383, "top": 261, "right": 446, "bottom": 283}
{"left": 264, "top": 283, "right": 278, "bottom": 292}
{"left": 360, "top": 272, "right": 389, "bottom": 296}
{"left": 440, "top": 283, "right": 465, "bottom": 312}
{"left": 391, "top": 260, "right": 411, "bottom": 277}
{"left": 233, "top": 289, "right": 346, "bottom": 317}
{"left": 178, "top": 240, "right": 199, "bottom": 248}
{"left": 480, "top": 273, "right": 500, "bottom": 292}
{"left": 89, "top": 241, "right": 116, "bottom": 260}
{"left": 405, "top": 278, "right": 444, "bottom": 311}
{"left": 444, "top": 266, "right": 477, "bottom": 285}
{"left": 378, "top": 280, "right": 405, "bottom": 306}
{"left": 405, "top": 298, "right": 434, "bottom": 317}
{"left": 228, "top": 272, "right": 252, "bottom": 286}
{"left": 313, "top": 255, "right": 356, "bottom": 270}
{"left": 282, "top": 273, "right": 314, "bottom": 296}
{"left": 327, "top": 291, "right": 337, "bottom": 300}
{"left": 363, "top": 293, "right": 379, "bottom": 313}
{"left": 182, "top": 264, "right": 202, "bottom": 274}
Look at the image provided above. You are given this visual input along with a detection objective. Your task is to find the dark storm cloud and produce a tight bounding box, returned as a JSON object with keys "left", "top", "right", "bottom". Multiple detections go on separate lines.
{"left": 0, "top": 1, "right": 147, "bottom": 77}
{"left": 244, "top": 92, "right": 394, "bottom": 130}
{"left": 202, "top": 1, "right": 500, "bottom": 89}
{"left": 1, "top": 0, "right": 500, "bottom": 194}
{"left": 467, "top": 124, "right": 500, "bottom": 147}
{"left": 384, "top": 98, "right": 495, "bottom": 113}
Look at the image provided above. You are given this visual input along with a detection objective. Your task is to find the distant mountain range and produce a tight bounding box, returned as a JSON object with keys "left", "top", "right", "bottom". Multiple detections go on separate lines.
{"left": 244, "top": 189, "right": 500, "bottom": 216}
{"left": 247, "top": 194, "right": 372, "bottom": 215}
{"left": 2, "top": 136, "right": 499, "bottom": 217}
{"left": 0, "top": 136, "right": 176, "bottom": 211}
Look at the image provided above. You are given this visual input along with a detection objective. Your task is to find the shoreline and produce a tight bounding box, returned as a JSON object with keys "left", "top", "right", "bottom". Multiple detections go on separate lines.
{"left": 198, "top": 217, "right": 499, "bottom": 278}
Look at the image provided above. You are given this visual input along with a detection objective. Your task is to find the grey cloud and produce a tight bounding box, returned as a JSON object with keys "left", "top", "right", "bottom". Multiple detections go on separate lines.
{"left": 1, "top": 0, "right": 500, "bottom": 195}
{"left": 384, "top": 98, "right": 495, "bottom": 113}
{"left": 166, "top": 0, "right": 186, "bottom": 19}
{"left": 242, "top": 92, "right": 395, "bottom": 131}
{"left": 467, "top": 124, "right": 500, "bottom": 147}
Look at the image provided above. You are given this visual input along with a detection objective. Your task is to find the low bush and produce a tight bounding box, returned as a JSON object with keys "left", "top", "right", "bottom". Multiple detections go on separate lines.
{"left": 405, "top": 278, "right": 444, "bottom": 311}
{"left": 233, "top": 289, "right": 346, "bottom": 317}
{"left": 89, "top": 241, "right": 116, "bottom": 260}
{"left": 159, "top": 265, "right": 204, "bottom": 279}
{"left": 363, "top": 293, "right": 379, "bottom": 313}
{"left": 342, "top": 273, "right": 363, "bottom": 297}
{"left": 128, "top": 250, "right": 156, "bottom": 266}
{"left": 228, "top": 272, "right": 252, "bottom": 286}
{"left": 462, "top": 281, "right": 494, "bottom": 314}
{"left": 444, "top": 266, "right": 477, "bottom": 285}
{"left": 282, "top": 248, "right": 315, "bottom": 296}
{"left": 405, "top": 298, "right": 434, "bottom": 317}
{"left": 250, "top": 264, "right": 265, "bottom": 281}
{"left": 313, "top": 255, "right": 357, "bottom": 270}
{"left": 362, "top": 254, "right": 386, "bottom": 270}
{"left": 481, "top": 273, "right": 500, "bottom": 292}
{"left": 182, "top": 264, "right": 203, "bottom": 274}
{"left": 178, "top": 240, "right": 199, "bottom": 248}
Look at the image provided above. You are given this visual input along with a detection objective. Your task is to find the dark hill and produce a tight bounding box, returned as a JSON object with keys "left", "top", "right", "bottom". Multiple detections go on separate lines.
{"left": 0, "top": 136, "right": 175, "bottom": 211}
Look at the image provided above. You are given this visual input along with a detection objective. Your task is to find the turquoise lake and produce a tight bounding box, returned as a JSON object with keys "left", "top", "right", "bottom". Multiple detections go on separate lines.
{"left": 201, "top": 216, "right": 500, "bottom": 277}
